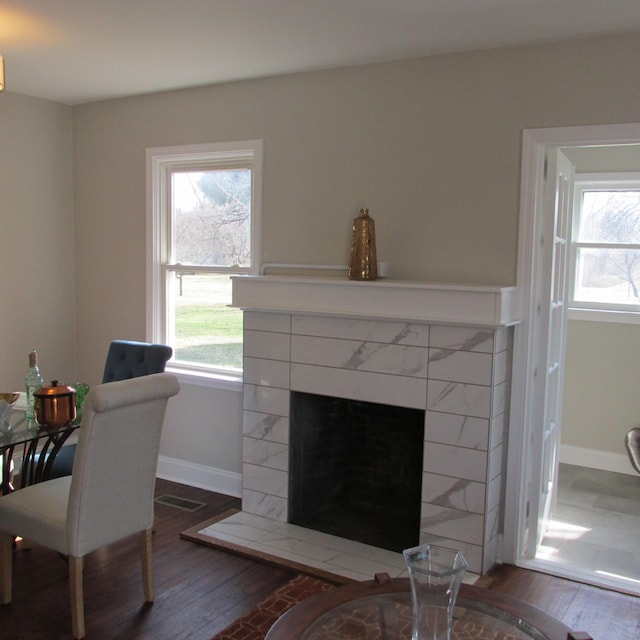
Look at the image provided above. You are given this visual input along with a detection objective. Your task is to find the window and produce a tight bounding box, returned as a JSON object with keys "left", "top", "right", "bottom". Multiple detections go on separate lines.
{"left": 569, "top": 173, "right": 640, "bottom": 320}
{"left": 147, "top": 141, "right": 262, "bottom": 381}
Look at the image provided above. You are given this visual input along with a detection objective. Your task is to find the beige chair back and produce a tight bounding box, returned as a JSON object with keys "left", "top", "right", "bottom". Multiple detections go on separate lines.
{"left": 66, "top": 372, "right": 180, "bottom": 557}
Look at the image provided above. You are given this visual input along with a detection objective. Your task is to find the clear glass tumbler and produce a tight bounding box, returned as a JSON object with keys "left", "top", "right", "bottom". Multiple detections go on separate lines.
{"left": 402, "top": 543, "right": 468, "bottom": 640}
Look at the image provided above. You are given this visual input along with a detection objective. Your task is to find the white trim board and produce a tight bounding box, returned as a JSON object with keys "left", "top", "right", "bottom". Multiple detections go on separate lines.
{"left": 157, "top": 455, "right": 242, "bottom": 497}
{"left": 559, "top": 444, "right": 636, "bottom": 476}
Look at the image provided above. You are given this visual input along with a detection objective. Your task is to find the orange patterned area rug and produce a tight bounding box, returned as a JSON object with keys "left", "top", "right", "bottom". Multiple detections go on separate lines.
{"left": 210, "top": 574, "right": 335, "bottom": 640}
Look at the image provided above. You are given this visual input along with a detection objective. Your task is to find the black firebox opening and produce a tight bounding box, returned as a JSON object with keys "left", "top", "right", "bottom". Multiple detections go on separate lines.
{"left": 289, "top": 391, "right": 424, "bottom": 553}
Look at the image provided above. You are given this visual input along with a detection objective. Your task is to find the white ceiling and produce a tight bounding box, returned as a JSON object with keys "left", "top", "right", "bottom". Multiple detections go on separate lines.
{"left": 2, "top": 0, "right": 640, "bottom": 105}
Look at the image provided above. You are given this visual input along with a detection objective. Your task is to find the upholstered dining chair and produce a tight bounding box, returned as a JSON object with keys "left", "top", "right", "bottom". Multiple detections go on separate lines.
{"left": 28, "top": 339, "right": 173, "bottom": 482}
{"left": 624, "top": 426, "right": 640, "bottom": 474}
{"left": 0, "top": 373, "right": 180, "bottom": 639}
{"left": 101, "top": 339, "right": 173, "bottom": 383}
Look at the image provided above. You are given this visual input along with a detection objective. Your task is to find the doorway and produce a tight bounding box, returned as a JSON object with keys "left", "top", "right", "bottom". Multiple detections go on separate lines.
{"left": 505, "top": 123, "right": 640, "bottom": 596}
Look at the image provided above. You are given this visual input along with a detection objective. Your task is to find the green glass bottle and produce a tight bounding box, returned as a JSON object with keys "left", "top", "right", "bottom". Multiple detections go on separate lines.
{"left": 24, "top": 349, "right": 44, "bottom": 422}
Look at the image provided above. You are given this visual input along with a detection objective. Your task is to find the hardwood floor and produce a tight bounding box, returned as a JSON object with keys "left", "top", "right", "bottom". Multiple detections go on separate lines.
{"left": 1, "top": 479, "right": 637, "bottom": 639}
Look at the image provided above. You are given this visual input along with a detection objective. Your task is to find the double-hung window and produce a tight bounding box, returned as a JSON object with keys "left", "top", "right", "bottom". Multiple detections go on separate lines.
{"left": 147, "top": 140, "right": 262, "bottom": 383}
{"left": 569, "top": 173, "right": 640, "bottom": 322}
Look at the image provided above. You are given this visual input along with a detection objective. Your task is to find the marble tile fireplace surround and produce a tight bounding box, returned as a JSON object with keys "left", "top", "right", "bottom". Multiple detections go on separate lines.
{"left": 232, "top": 275, "right": 519, "bottom": 574}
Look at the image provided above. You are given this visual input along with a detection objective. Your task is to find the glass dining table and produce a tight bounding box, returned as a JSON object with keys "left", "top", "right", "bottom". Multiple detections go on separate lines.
{"left": 0, "top": 407, "right": 80, "bottom": 494}
{"left": 266, "top": 574, "right": 593, "bottom": 640}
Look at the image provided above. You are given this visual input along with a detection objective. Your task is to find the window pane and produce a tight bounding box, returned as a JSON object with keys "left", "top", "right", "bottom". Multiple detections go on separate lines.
{"left": 574, "top": 247, "right": 640, "bottom": 304}
{"left": 168, "top": 273, "right": 243, "bottom": 370}
{"left": 172, "top": 169, "right": 251, "bottom": 266}
{"left": 579, "top": 190, "right": 640, "bottom": 243}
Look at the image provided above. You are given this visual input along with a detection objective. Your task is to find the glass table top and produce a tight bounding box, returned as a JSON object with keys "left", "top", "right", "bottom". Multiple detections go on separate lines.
{"left": 0, "top": 409, "right": 79, "bottom": 450}
{"left": 300, "top": 592, "right": 547, "bottom": 640}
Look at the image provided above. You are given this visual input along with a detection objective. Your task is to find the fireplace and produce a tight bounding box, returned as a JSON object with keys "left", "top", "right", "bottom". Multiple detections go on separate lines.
{"left": 289, "top": 391, "right": 424, "bottom": 552}
{"left": 233, "top": 275, "right": 518, "bottom": 574}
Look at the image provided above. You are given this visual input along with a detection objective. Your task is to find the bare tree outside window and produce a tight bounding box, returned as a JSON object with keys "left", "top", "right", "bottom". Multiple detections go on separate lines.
{"left": 173, "top": 170, "right": 251, "bottom": 267}
{"left": 574, "top": 189, "right": 640, "bottom": 307}
{"left": 168, "top": 169, "right": 252, "bottom": 369}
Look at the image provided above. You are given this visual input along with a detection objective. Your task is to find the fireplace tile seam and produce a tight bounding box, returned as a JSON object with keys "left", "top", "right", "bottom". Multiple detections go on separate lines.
{"left": 290, "top": 318, "right": 500, "bottom": 353}
{"left": 292, "top": 315, "right": 432, "bottom": 347}
{"left": 247, "top": 316, "right": 511, "bottom": 356}
{"left": 284, "top": 348, "right": 508, "bottom": 390}
{"left": 421, "top": 472, "right": 487, "bottom": 514}
{"left": 244, "top": 311, "right": 292, "bottom": 333}
{"left": 419, "top": 504, "right": 485, "bottom": 545}
{"left": 242, "top": 438, "right": 289, "bottom": 471}
{"left": 242, "top": 411, "right": 289, "bottom": 443}
{"left": 424, "top": 411, "right": 491, "bottom": 450}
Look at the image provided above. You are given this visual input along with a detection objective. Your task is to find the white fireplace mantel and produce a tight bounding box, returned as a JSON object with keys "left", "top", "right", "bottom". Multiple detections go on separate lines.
{"left": 231, "top": 275, "right": 520, "bottom": 327}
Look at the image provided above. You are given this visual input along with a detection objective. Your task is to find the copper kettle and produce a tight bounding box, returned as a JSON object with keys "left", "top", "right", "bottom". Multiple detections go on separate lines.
{"left": 34, "top": 380, "right": 76, "bottom": 428}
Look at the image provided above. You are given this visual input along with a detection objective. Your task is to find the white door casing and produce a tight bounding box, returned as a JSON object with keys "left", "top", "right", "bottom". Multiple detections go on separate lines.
{"left": 504, "top": 122, "right": 640, "bottom": 569}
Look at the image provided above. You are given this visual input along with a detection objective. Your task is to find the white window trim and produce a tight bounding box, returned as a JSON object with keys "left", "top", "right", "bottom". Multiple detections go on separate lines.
{"left": 569, "top": 171, "right": 640, "bottom": 324}
{"left": 146, "top": 140, "right": 263, "bottom": 389}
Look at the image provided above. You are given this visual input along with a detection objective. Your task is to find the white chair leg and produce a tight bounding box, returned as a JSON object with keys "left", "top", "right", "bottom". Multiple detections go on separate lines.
{"left": 69, "top": 555, "right": 86, "bottom": 639}
{"left": 0, "top": 532, "right": 13, "bottom": 604}
{"left": 141, "top": 528, "right": 154, "bottom": 602}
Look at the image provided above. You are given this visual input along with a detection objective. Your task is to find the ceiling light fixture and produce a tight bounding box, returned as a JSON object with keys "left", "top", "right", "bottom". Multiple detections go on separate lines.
{"left": 0, "top": 55, "right": 4, "bottom": 91}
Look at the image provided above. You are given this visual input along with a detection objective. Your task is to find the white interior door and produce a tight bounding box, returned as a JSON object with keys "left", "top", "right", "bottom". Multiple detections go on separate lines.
{"left": 525, "top": 149, "right": 574, "bottom": 555}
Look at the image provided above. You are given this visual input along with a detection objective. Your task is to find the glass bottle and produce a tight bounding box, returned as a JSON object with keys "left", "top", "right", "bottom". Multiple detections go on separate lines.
{"left": 25, "top": 349, "right": 44, "bottom": 422}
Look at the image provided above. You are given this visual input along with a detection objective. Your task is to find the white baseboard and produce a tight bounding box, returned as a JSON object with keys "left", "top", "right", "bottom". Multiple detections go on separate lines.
{"left": 157, "top": 447, "right": 634, "bottom": 500}
{"left": 157, "top": 455, "right": 242, "bottom": 497}
{"left": 560, "top": 444, "right": 636, "bottom": 475}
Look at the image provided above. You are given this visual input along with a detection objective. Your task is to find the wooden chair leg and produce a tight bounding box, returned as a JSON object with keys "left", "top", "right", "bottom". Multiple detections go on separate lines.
{"left": 0, "top": 532, "right": 13, "bottom": 604}
{"left": 69, "top": 555, "right": 85, "bottom": 639}
{"left": 141, "top": 528, "right": 154, "bottom": 602}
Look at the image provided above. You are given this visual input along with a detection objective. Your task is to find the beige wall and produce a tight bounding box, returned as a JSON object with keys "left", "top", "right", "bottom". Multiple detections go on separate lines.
{"left": 0, "top": 93, "right": 75, "bottom": 392}
{"left": 67, "top": 31, "right": 640, "bottom": 479}
{"left": 562, "top": 320, "right": 640, "bottom": 456}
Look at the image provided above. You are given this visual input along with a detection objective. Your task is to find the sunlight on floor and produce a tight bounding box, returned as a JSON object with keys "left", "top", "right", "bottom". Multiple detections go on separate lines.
{"left": 534, "top": 464, "right": 640, "bottom": 595}
{"left": 595, "top": 570, "right": 640, "bottom": 586}
{"left": 546, "top": 519, "right": 590, "bottom": 540}
{"left": 537, "top": 518, "right": 590, "bottom": 560}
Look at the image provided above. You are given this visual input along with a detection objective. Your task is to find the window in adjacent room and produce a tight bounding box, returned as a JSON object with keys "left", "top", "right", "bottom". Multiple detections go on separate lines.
{"left": 147, "top": 140, "right": 262, "bottom": 380}
{"left": 569, "top": 173, "right": 640, "bottom": 321}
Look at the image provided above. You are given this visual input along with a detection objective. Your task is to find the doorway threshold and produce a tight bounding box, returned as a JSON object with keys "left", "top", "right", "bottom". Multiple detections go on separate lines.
{"left": 520, "top": 556, "right": 640, "bottom": 598}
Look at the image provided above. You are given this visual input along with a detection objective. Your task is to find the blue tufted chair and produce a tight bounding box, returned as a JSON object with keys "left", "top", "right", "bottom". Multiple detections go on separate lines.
{"left": 101, "top": 340, "right": 173, "bottom": 384}
{"left": 29, "top": 340, "right": 172, "bottom": 482}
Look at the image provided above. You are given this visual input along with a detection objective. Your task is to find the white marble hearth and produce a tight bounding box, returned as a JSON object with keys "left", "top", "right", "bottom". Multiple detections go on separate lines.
{"left": 231, "top": 275, "right": 518, "bottom": 575}
{"left": 198, "top": 510, "right": 480, "bottom": 584}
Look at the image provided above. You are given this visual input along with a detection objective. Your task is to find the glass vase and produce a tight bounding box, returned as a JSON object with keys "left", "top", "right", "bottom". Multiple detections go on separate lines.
{"left": 402, "top": 543, "right": 468, "bottom": 640}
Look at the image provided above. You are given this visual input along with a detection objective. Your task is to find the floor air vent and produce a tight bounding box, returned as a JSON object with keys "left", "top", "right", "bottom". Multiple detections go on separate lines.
{"left": 155, "top": 494, "right": 207, "bottom": 512}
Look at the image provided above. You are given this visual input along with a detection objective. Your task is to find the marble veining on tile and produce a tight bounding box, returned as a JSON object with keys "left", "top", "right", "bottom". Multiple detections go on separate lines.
{"left": 241, "top": 311, "right": 513, "bottom": 574}
{"left": 292, "top": 315, "right": 431, "bottom": 347}
{"left": 429, "top": 326, "right": 494, "bottom": 352}
{"left": 292, "top": 335, "right": 429, "bottom": 377}
{"left": 427, "top": 380, "right": 492, "bottom": 419}
{"left": 425, "top": 412, "right": 489, "bottom": 450}
{"left": 243, "top": 411, "right": 289, "bottom": 443}
{"left": 421, "top": 472, "right": 486, "bottom": 513}
{"left": 428, "top": 348, "right": 493, "bottom": 385}
{"left": 198, "top": 511, "right": 479, "bottom": 584}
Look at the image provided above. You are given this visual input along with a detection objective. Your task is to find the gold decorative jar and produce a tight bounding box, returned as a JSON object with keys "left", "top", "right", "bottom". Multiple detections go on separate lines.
{"left": 348, "top": 208, "right": 378, "bottom": 280}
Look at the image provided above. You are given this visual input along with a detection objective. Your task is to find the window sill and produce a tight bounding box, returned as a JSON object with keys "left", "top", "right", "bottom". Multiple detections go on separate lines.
{"left": 567, "top": 308, "right": 640, "bottom": 325}
{"left": 165, "top": 365, "right": 243, "bottom": 392}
